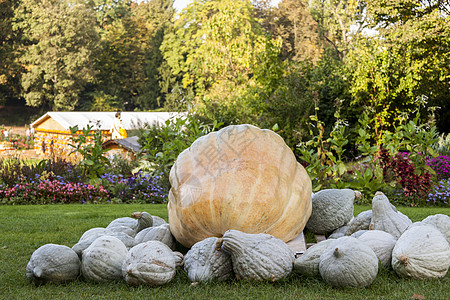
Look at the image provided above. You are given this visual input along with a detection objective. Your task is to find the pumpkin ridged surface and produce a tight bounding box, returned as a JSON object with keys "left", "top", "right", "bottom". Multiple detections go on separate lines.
{"left": 26, "top": 244, "right": 80, "bottom": 285}
{"left": 81, "top": 236, "right": 128, "bottom": 282}
{"left": 184, "top": 237, "right": 233, "bottom": 283}
{"left": 122, "top": 241, "right": 177, "bottom": 286}
{"left": 221, "top": 230, "right": 294, "bottom": 281}
{"left": 168, "top": 125, "right": 312, "bottom": 248}
{"left": 370, "top": 192, "right": 412, "bottom": 239}
{"left": 319, "top": 236, "right": 378, "bottom": 288}
{"left": 392, "top": 224, "right": 450, "bottom": 279}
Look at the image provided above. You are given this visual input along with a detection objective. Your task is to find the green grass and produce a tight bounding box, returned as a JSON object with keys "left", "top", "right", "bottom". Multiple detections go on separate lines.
{"left": 0, "top": 204, "right": 449, "bottom": 300}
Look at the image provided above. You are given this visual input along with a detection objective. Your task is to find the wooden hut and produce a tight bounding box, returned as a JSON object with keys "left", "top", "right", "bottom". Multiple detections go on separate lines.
{"left": 102, "top": 136, "right": 142, "bottom": 160}
{"left": 30, "top": 111, "right": 183, "bottom": 157}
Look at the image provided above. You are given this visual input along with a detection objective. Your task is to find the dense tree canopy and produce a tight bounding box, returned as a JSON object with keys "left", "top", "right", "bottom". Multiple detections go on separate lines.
{"left": 15, "top": 0, "right": 99, "bottom": 110}
{"left": 1, "top": 0, "right": 448, "bottom": 138}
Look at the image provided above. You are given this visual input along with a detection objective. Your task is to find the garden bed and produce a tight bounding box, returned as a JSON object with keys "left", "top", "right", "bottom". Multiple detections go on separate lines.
{"left": 0, "top": 204, "right": 449, "bottom": 299}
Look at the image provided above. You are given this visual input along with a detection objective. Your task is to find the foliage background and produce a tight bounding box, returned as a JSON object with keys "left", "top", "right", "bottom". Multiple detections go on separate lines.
{"left": 0, "top": 0, "right": 448, "bottom": 139}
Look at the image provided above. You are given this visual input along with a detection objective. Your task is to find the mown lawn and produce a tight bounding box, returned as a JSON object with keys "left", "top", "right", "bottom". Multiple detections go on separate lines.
{"left": 0, "top": 204, "right": 449, "bottom": 300}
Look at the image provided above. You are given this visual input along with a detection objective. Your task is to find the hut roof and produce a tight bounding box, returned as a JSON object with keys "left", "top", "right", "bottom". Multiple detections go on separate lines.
{"left": 102, "top": 136, "right": 142, "bottom": 153}
{"left": 31, "top": 111, "right": 185, "bottom": 131}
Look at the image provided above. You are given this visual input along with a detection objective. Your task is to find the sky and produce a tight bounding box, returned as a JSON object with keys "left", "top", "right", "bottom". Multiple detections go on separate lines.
{"left": 173, "top": 0, "right": 281, "bottom": 12}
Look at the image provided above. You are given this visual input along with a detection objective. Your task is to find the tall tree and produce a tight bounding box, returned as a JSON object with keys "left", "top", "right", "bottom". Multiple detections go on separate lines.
{"left": 134, "top": 0, "right": 174, "bottom": 110}
{"left": 93, "top": 0, "right": 174, "bottom": 111}
{"left": 161, "top": 0, "right": 281, "bottom": 122}
{"left": 346, "top": 0, "right": 450, "bottom": 134}
{"left": 15, "top": 0, "right": 99, "bottom": 110}
{"left": 309, "top": 0, "right": 366, "bottom": 59}
{"left": 258, "top": 0, "right": 323, "bottom": 62}
{"left": 0, "top": 0, "right": 23, "bottom": 104}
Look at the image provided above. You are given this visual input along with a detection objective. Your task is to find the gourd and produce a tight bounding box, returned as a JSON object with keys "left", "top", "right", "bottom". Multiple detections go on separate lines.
{"left": 135, "top": 223, "right": 176, "bottom": 250}
{"left": 108, "top": 225, "right": 137, "bottom": 238}
{"left": 417, "top": 214, "right": 450, "bottom": 244}
{"left": 328, "top": 225, "right": 349, "bottom": 239}
{"left": 319, "top": 236, "right": 378, "bottom": 288}
{"left": 81, "top": 236, "right": 128, "bottom": 282}
{"left": 357, "top": 230, "right": 396, "bottom": 267}
{"left": 293, "top": 239, "right": 334, "bottom": 277}
{"left": 132, "top": 211, "right": 154, "bottom": 233}
{"left": 26, "top": 244, "right": 80, "bottom": 285}
{"left": 350, "top": 230, "right": 369, "bottom": 238}
{"left": 370, "top": 192, "right": 412, "bottom": 239}
{"left": 168, "top": 124, "right": 312, "bottom": 248}
{"left": 392, "top": 224, "right": 450, "bottom": 279}
{"left": 152, "top": 215, "right": 168, "bottom": 227}
{"left": 184, "top": 237, "right": 233, "bottom": 284}
{"left": 72, "top": 227, "right": 113, "bottom": 257}
{"left": 306, "top": 189, "right": 355, "bottom": 234}
{"left": 220, "top": 229, "right": 294, "bottom": 281}
{"left": 106, "top": 211, "right": 153, "bottom": 234}
{"left": 110, "top": 231, "right": 136, "bottom": 249}
{"left": 122, "top": 241, "right": 178, "bottom": 286}
{"left": 345, "top": 210, "right": 372, "bottom": 236}
{"left": 72, "top": 227, "right": 135, "bottom": 256}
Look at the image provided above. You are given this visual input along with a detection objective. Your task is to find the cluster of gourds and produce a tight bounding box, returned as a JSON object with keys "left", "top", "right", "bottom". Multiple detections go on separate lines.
{"left": 26, "top": 124, "right": 450, "bottom": 288}
{"left": 295, "top": 190, "right": 450, "bottom": 288}
{"left": 26, "top": 212, "right": 187, "bottom": 286}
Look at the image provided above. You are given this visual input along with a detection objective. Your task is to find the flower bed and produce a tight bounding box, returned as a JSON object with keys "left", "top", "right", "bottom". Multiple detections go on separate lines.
{"left": 0, "top": 179, "right": 109, "bottom": 205}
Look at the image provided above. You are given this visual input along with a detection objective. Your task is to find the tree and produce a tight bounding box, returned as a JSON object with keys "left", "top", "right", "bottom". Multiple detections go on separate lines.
{"left": 346, "top": 0, "right": 450, "bottom": 136}
{"left": 93, "top": 0, "right": 174, "bottom": 111}
{"left": 92, "top": 0, "right": 132, "bottom": 26}
{"left": 309, "top": 0, "right": 366, "bottom": 59}
{"left": 161, "top": 0, "right": 281, "bottom": 124}
{"left": 264, "top": 0, "right": 323, "bottom": 62}
{"left": 15, "top": 0, "right": 99, "bottom": 110}
{"left": 134, "top": 0, "right": 174, "bottom": 110}
{"left": 366, "top": 0, "right": 450, "bottom": 132}
{"left": 0, "top": 0, "right": 23, "bottom": 104}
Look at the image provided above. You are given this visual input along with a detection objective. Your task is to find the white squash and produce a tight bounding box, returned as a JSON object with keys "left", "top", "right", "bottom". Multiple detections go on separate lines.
{"left": 26, "top": 244, "right": 79, "bottom": 285}
{"left": 221, "top": 229, "right": 294, "bottom": 281}
{"left": 370, "top": 192, "right": 412, "bottom": 239}
{"left": 328, "top": 226, "right": 349, "bottom": 239}
{"left": 345, "top": 210, "right": 372, "bottom": 236}
{"left": 392, "top": 224, "right": 450, "bottom": 279}
{"left": 81, "top": 236, "right": 128, "bottom": 282}
{"left": 293, "top": 239, "right": 334, "bottom": 277}
{"left": 122, "top": 241, "right": 177, "bottom": 286}
{"left": 184, "top": 237, "right": 233, "bottom": 283}
{"left": 72, "top": 227, "right": 113, "bottom": 257}
{"left": 319, "top": 236, "right": 378, "bottom": 288}
{"left": 357, "top": 230, "right": 396, "bottom": 267}
{"left": 419, "top": 214, "right": 450, "bottom": 244}
{"left": 306, "top": 189, "right": 355, "bottom": 234}
{"left": 135, "top": 223, "right": 176, "bottom": 250}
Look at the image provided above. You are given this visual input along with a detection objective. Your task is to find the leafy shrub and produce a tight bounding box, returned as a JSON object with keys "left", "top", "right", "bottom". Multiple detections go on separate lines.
{"left": 137, "top": 114, "right": 222, "bottom": 193}
{"left": 0, "top": 157, "right": 84, "bottom": 187}
{"left": 432, "top": 133, "right": 450, "bottom": 155}
{"left": 69, "top": 123, "right": 110, "bottom": 183}
{"left": 378, "top": 149, "right": 432, "bottom": 198}
{"left": 103, "top": 155, "right": 139, "bottom": 177}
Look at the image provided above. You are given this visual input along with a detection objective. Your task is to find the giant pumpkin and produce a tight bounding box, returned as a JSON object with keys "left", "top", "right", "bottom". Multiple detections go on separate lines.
{"left": 168, "top": 124, "right": 312, "bottom": 248}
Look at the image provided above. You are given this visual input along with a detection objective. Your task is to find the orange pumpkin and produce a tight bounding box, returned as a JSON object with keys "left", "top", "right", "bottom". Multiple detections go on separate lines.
{"left": 168, "top": 124, "right": 312, "bottom": 248}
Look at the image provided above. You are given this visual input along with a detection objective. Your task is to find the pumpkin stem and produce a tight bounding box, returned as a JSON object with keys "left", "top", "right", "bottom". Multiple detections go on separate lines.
{"left": 399, "top": 255, "right": 409, "bottom": 267}
{"left": 216, "top": 237, "right": 224, "bottom": 251}
{"left": 131, "top": 212, "right": 143, "bottom": 219}
{"left": 333, "top": 248, "right": 342, "bottom": 258}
